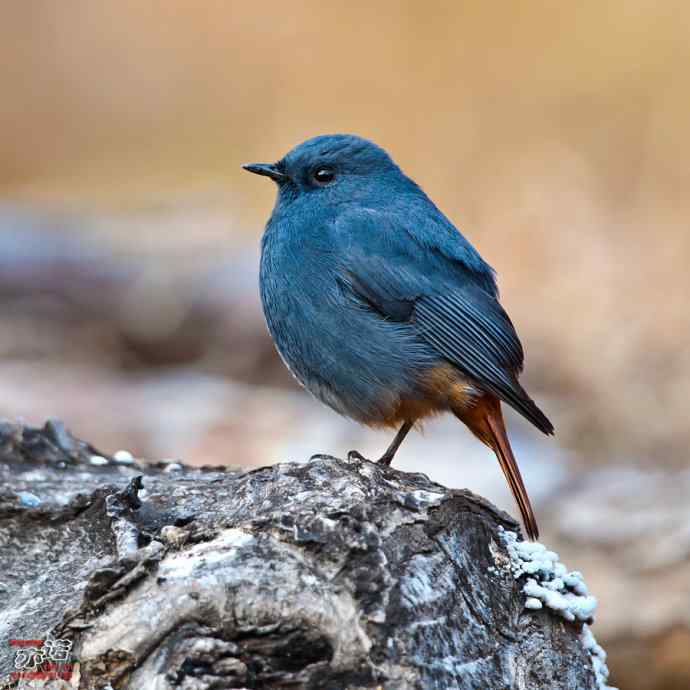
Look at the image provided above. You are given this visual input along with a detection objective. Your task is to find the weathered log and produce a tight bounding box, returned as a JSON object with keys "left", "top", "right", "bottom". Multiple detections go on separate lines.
{"left": 0, "top": 420, "right": 608, "bottom": 689}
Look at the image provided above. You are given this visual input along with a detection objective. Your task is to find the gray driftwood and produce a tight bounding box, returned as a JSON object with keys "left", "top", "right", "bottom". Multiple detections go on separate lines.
{"left": 0, "top": 420, "right": 598, "bottom": 689}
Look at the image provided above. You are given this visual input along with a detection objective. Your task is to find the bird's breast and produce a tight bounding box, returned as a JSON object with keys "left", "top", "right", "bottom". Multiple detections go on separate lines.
{"left": 260, "top": 233, "right": 435, "bottom": 422}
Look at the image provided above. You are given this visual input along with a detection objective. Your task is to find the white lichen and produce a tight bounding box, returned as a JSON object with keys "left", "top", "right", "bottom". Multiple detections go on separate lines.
{"left": 582, "top": 624, "right": 616, "bottom": 690}
{"left": 113, "top": 449, "right": 135, "bottom": 463}
{"left": 499, "top": 528, "right": 596, "bottom": 622}
{"left": 498, "top": 528, "right": 617, "bottom": 689}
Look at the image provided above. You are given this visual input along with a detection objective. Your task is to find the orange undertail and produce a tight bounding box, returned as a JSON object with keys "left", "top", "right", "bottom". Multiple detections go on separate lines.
{"left": 455, "top": 394, "right": 539, "bottom": 541}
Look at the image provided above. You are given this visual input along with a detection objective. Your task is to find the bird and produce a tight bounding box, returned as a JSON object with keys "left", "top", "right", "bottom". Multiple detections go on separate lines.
{"left": 243, "top": 134, "right": 553, "bottom": 540}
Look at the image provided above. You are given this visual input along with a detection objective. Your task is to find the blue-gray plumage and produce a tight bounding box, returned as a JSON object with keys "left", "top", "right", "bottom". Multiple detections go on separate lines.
{"left": 244, "top": 134, "right": 553, "bottom": 540}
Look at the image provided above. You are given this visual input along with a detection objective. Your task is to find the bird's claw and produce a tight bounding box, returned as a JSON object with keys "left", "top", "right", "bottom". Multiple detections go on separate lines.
{"left": 376, "top": 453, "right": 395, "bottom": 467}
{"left": 347, "top": 450, "right": 368, "bottom": 462}
{"left": 309, "top": 453, "right": 332, "bottom": 462}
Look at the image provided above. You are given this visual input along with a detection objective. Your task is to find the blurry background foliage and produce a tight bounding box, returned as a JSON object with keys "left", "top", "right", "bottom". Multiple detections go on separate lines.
{"left": 1, "top": 3, "right": 689, "bottom": 688}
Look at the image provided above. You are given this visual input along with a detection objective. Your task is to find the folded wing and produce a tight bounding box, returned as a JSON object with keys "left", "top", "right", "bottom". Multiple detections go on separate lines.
{"left": 337, "top": 210, "right": 554, "bottom": 435}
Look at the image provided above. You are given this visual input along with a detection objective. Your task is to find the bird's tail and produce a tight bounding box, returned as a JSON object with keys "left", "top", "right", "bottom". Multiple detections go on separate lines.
{"left": 455, "top": 395, "right": 540, "bottom": 541}
{"left": 486, "top": 407, "right": 539, "bottom": 541}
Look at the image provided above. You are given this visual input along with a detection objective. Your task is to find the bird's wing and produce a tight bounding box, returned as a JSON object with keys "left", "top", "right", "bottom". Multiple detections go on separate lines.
{"left": 335, "top": 209, "right": 554, "bottom": 434}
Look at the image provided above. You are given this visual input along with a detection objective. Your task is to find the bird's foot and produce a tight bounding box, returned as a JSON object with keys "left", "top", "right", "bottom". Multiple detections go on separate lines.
{"left": 309, "top": 453, "right": 333, "bottom": 462}
{"left": 376, "top": 451, "right": 396, "bottom": 467}
{"left": 347, "top": 450, "right": 369, "bottom": 462}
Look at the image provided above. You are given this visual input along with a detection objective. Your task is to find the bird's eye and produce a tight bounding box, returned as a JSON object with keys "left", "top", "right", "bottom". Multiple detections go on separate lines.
{"left": 312, "top": 167, "right": 336, "bottom": 185}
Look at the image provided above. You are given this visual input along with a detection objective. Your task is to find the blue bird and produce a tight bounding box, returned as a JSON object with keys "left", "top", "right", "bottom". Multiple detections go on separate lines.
{"left": 244, "top": 134, "right": 553, "bottom": 540}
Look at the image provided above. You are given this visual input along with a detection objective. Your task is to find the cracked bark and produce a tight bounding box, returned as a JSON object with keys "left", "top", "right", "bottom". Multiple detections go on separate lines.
{"left": 0, "top": 420, "right": 599, "bottom": 689}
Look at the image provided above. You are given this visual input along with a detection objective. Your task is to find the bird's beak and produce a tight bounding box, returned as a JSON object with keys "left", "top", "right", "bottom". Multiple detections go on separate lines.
{"left": 242, "top": 162, "right": 288, "bottom": 183}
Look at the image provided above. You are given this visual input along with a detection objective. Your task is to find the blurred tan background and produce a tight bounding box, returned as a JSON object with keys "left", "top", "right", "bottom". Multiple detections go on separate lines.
{"left": 1, "top": 2, "right": 689, "bottom": 688}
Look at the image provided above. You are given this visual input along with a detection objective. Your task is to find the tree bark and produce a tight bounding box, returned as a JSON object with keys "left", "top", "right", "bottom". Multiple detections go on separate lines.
{"left": 0, "top": 420, "right": 600, "bottom": 689}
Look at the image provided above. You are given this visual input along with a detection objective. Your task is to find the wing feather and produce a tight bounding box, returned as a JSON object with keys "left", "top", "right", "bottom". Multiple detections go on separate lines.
{"left": 336, "top": 209, "right": 553, "bottom": 434}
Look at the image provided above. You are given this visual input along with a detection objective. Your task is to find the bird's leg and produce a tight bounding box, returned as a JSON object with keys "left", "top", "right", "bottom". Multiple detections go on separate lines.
{"left": 377, "top": 420, "right": 414, "bottom": 466}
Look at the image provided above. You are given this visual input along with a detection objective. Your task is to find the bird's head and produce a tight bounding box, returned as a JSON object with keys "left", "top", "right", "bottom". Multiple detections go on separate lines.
{"left": 243, "top": 134, "right": 404, "bottom": 205}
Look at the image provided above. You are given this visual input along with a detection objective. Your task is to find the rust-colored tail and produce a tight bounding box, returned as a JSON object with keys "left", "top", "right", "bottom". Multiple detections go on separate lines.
{"left": 486, "top": 408, "right": 539, "bottom": 541}
{"left": 455, "top": 394, "right": 539, "bottom": 541}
